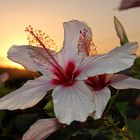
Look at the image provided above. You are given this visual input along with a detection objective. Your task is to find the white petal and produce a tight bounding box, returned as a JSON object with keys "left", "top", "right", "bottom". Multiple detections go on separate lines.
{"left": 56, "top": 20, "right": 93, "bottom": 68}
{"left": 8, "top": 45, "right": 56, "bottom": 74}
{"left": 119, "top": 0, "right": 140, "bottom": 10}
{"left": 93, "top": 87, "right": 111, "bottom": 120}
{"left": 109, "top": 42, "right": 138, "bottom": 55}
{"left": 111, "top": 74, "right": 140, "bottom": 89}
{"left": 111, "top": 74, "right": 129, "bottom": 83}
{"left": 59, "top": 20, "right": 92, "bottom": 62}
{"left": 77, "top": 42, "right": 138, "bottom": 79}
{"left": 0, "top": 76, "right": 53, "bottom": 110}
{"left": 22, "top": 118, "right": 62, "bottom": 140}
{"left": 52, "top": 81, "right": 94, "bottom": 125}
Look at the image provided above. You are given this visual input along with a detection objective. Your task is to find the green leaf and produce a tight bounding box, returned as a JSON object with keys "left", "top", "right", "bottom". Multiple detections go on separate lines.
{"left": 105, "top": 95, "right": 117, "bottom": 115}
{"left": 127, "top": 119, "right": 140, "bottom": 140}
{"left": 0, "top": 87, "right": 15, "bottom": 97}
{"left": 89, "top": 128, "right": 100, "bottom": 137}
{"left": 43, "top": 100, "right": 55, "bottom": 117}
{"left": 115, "top": 102, "right": 128, "bottom": 118}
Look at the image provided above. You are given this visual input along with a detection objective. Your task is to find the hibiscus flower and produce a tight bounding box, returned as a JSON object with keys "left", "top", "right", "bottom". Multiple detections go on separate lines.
{"left": 0, "top": 20, "right": 138, "bottom": 124}
{"left": 84, "top": 16, "right": 140, "bottom": 120}
{"left": 85, "top": 73, "right": 140, "bottom": 119}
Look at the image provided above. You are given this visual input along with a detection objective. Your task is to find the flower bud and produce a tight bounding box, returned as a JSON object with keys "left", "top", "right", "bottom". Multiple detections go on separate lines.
{"left": 114, "top": 16, "right": 129, "bottom": 45}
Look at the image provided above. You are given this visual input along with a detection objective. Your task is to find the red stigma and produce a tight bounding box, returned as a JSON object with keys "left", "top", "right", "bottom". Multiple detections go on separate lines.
{"left": 85, "top": 74, "right": 111, "bottom": 91}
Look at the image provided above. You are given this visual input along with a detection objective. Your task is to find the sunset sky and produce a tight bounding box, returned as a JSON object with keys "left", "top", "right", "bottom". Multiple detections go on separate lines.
{"left": 0, "top": 0, "right": 140, "bottom": 68}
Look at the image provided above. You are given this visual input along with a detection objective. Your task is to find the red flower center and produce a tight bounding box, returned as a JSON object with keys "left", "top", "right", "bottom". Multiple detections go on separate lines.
{"left": 51, "top": 61, "right": 81, "bottom": 86}
{"left": 85, "top": 74, "right": 111, "bottom": 90}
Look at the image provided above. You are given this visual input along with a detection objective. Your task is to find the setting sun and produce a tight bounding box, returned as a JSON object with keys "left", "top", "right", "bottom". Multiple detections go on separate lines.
{"left": 1, "top": 36, "right": 28, "bottom": 69}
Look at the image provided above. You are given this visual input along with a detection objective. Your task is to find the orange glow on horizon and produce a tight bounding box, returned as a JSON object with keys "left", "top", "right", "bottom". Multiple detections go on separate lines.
{"left": 1, "top": 37, "right": 28, "bottom": 69}
{"left": 1, "top": 33, "right": 62, "bottom": 69}
{"left": 1, "top": 62, "right": 24, "bottom": 69}
{"left": 1, "top": 35, "right": 140, "bottom": 69}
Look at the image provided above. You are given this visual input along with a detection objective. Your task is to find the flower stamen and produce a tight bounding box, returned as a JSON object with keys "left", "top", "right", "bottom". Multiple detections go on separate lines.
{"left": 78, "top": 29, "right": 97, "bottom": 56}
{"left": 25, "top": 26, "right": 59, "bottom": 68}
{"left": 25, "top": 26, "right": 72, "bottom": 82}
